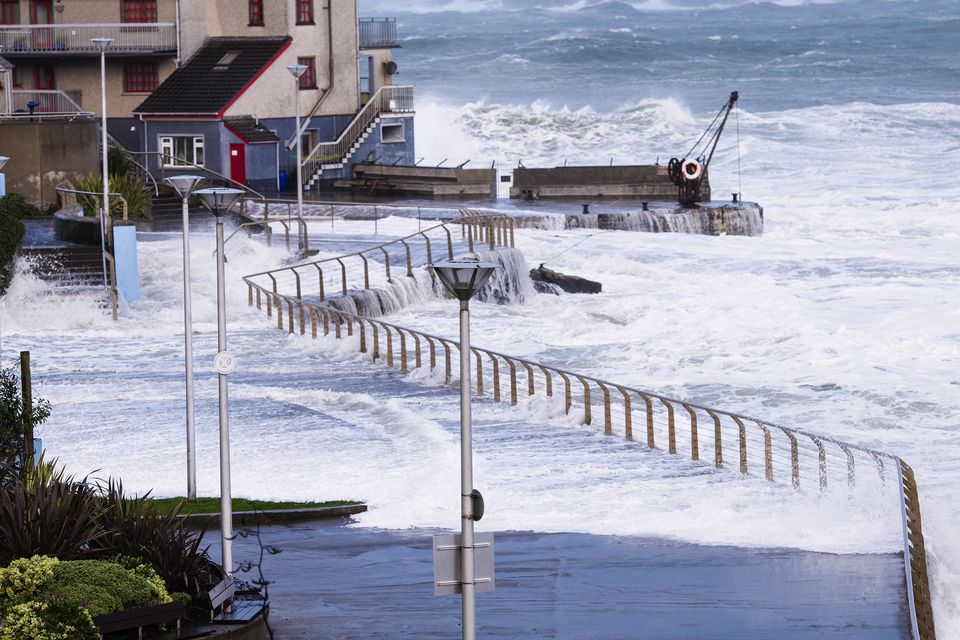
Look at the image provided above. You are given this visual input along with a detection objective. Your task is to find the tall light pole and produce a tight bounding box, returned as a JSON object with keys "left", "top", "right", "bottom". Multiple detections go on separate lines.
{"left": 164, "top": 175, "right": 205, "bottom": 501}
{"left": 195, "top": 187, "right": 244, "bottom": 578}
{"left": 430, "top": 258, "right": 497, "bottom": 640}
{"left": 287, "top": 64, "right": 307, "bottom": 251}
{"left": 92, "top": 37, "right": 113, "bottom": 287}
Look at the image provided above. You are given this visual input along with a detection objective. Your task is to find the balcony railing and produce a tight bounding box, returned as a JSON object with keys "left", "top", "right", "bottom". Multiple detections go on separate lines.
{"left": 1, "top": 90, "right": 93, "bottom": 120}
{"left": 359, "top": 18, "right": 399, "bottom": 49}
{"left": 0, "top": 23, "right": 176, "bottom": 55}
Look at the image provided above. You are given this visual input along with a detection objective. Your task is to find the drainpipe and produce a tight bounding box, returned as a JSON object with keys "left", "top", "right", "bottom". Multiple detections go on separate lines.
{"left": 175, "top": 0, "right": 182, "bottom": 67}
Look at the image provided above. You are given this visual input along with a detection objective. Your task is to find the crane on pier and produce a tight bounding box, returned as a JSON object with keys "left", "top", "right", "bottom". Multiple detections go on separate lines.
{"left": 667, "top": 91, "right": 739, "bottom": 207}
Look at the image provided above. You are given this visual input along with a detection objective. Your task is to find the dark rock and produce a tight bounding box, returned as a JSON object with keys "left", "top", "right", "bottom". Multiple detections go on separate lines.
{"left": 529, "top": 264, "right": 602, "bottom": 294}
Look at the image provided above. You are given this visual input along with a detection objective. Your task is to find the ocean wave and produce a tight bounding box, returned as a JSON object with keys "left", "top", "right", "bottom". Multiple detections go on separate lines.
{"left": 361, "top": 0, "right": 855, "bottom": 15}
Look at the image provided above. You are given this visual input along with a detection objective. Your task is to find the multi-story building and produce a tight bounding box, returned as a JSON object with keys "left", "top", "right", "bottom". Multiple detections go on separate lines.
{"left": 0, "top": 0, "right": 413, "bottom": 196}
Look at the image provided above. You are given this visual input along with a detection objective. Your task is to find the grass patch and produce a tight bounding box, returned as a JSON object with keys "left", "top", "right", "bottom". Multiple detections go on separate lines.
{"left": 149, "top": 497, "right": 362, "bottom": 516}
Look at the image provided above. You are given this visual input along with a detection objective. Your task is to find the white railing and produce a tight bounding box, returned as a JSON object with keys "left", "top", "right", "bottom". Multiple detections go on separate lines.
{"left": 301, "top": 85, "right": 414, "bottom": 182}
{"left": 2, "top": 90, "right": 93, "bottom": 119}
{"left": 0, "top": 23, "right": 176, "bottom": 54}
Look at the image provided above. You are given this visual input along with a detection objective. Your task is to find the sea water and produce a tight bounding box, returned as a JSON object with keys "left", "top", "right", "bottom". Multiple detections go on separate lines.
{"left": 2, "top": 0, "right": 959, "bottom": 633}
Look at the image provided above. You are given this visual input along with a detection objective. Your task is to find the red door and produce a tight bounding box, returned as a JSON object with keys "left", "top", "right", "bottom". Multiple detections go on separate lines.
{"left": 229, "top": 144, "right": 247, "bottom": 186}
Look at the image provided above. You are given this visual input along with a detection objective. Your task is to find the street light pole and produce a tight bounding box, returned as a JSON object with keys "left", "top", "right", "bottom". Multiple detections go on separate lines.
{"left": 92, "top": 37, "right": 113, "bottom": 288}
{"left": 430, "top": 259, "right": 498, "bottom": 640}
{"left": 287, "top": 64, "right": 308, "bottom": 252}
{"left": 195, "top": 187, "right": 244, "bottom": 578}
{"left": 164, "top": 175, "right": 205, "bottom": 501}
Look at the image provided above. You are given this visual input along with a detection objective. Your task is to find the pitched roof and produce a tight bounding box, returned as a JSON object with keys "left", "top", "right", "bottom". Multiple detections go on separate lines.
{"left": 224, "top": 115, "right": 279, "bottom": 144}
{"left": 134, "top": 37, "right": 291, "bottom": 116}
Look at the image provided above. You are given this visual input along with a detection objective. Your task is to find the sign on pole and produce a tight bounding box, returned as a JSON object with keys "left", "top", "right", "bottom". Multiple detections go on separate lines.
{"left": 433, "top": 532, "right": 495, "bottom": 596}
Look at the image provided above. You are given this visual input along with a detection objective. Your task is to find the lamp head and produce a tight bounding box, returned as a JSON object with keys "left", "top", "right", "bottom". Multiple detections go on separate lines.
{"left": 194, "top": 187, "right": 244, "bottom": 217}
{"left": 0, "top": 156, "right": 8, "bottom": 171}
{"left": 287, "top": 64, "right": 308, "bottom": 79}
{"left": 91, "top": 37, "right": 113, "bottom": 52}
{"left": 430, "top": 258, "right": 498, "bottom": 302}
{"left": 164, "top": 174, "right": 205, "bottom": 198}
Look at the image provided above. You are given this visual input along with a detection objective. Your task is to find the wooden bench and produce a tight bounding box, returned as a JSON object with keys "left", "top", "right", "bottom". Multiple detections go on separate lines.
{"left": 94, "top": 600, "right": 186, "bottom": 639}
{"left": 207, "top": 577, "right": 265, "bottom": 625}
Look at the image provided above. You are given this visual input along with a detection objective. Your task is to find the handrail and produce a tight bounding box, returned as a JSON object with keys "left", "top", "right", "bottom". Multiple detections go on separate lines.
{"left": 127, "top": 151, "right": 267, "bottom": 204}
{"left": 0, "top": 23, "right": 176, "bottom": 55}
{"left": 240, "top": 219, "right": 937, "bottom": 640}
{"left": 302, "top": 85, "right": 414, "bottom": 184}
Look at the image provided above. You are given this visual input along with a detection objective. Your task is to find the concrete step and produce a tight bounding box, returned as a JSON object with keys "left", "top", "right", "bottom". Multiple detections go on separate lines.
{"left": 20, "top": 246, "right": 106, "bottom": 287}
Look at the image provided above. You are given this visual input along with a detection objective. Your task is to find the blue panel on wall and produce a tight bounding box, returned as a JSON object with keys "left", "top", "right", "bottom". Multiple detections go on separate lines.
{"left": 113, "top": 225, "right": 140, "bottom": 303}
{"left": 0, "top": 173, "right": 6, "bottom": 197}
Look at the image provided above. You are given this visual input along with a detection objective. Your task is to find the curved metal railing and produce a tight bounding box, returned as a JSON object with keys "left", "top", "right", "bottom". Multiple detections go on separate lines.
{"left": 240, "top": 217, "right": 935, "bottom": 640}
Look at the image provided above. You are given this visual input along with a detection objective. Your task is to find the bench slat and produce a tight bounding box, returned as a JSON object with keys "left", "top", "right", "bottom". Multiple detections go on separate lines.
{"left": 213, "top": 599, "right": 265, "bottom": 624}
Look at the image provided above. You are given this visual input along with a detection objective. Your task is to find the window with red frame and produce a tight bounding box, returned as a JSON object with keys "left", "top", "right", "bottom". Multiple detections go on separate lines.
{"left": 123, "top": 63, "right": 158, "bottom": 93}
{"left": 295, "top": 0, "right": 313, "bottom": 25}
{"left": 297, "top": 57, "right": 316, "bottom": 89}
{"left": 121, "top": 0, "right": 157, "bottom": 23}
{"left": 248, "top": 0, "right": 264, "bottom": 25}
{"left": 35, "top": 64, "right": 55, "bottom": 90}
{"left": 1, "top": 0, "right": 19, "bottom": 24}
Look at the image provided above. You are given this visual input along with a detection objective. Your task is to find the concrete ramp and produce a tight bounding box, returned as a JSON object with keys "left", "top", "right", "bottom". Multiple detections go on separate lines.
{"left": 216, "top": 522, "right": 910, "bottom": 639}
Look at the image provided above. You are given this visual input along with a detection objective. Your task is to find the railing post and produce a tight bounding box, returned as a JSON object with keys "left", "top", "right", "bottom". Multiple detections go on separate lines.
{"left": 443, "top": 225, "right": 454, "bottom": 260}
{"left": 732, "top": 416, "right": 748, "bottom": 475}
{"left": 379, "top": 246, "right": 392, "bottom": 282}
{"left": 360, "top": 253, "right": 370, "bottom": 290}
{"left": 358, "top": 318, "right": 367, "bottom": 353}
{"left": 336, "top": 258, "right": 348, "bottom": 295}
{"left": 538, "top": 366, "right": 553, "bottom": 397}
{"left": 559, "top": 372, "right": 571, "bottom": 414}
{"left": 314, "top": 264, "right": 326, "bottom": 301}
{"left": 426, "top": 336, "right": 436, "bottom": 370}
{"left": 507, "top": 358, "right": 518, "bottom": 405}
{"left": 287, "top": 300, "right": 295, "bottom": 334}
{"left": 293, "top": 268, "right": 302, "bottom": 300}
{"left": 333, "top": 311, "right": 342, "bottom": 339}
{"left": 298, "top": 302, "right": 306, "bottom": 335}
{"left": 247, "top": 283, "right": 253, "bottom": 307}
{"left": 639, "top": 393, "right": 654, "bottom": 448}
{"left": 442, "top": 340, "right": 452, "bottom": 384}
{"left": 420, "top": 232, "right": 433, "bottom": 265}
{"left": 371, "top": 322, "right": 380, "bottom": 360}
{"left": 683, "top": 404, "right": 699, "bottom": 461}
{"left": 840, "top": 444, "right": 855, "bottom": 488}
{"left": 662, "top": 398, "right": 676, "bottom": 454}
{"left": 576, "top": 376, "right": 591, "bottom": 425}
{"left": 322, "top": 308, "right": 330, "bottom": 335}
{"left": 488, "top": 219, "right": 495, "bottom": 250}
{"left": 490, "top": 354, "right": 501, "bottom": 403}
{"left": 757, "top": 421, "right": 773, "bottom": 482}
{"left": 401, "top": 239, "right": 414, "bottom": 278}
{"left": 276, "top": 296, "right": 283, "bottom": 330}
{"left": 619, "top": 388, "right": 632, "bottom": 441}
{"left": 522, "top": 362, "right": 535, "bottom": 396}
{"left": 472, "top": 347, "right": 483, "bottom": 396}
{"left": 597, "top": 382, "right": 612, "bottom": 435}
{"left": 780, "top": 427, "right": 799, "bottom": 489}
{"left": 310, "top": 308, "right": 318, "bottom": 339}
{"left": 811, "top": 436, "right": 827, "bottom": 492}
{"left": 412, "top": 333, "right": 422, "bottom": 369}
{"left": 706, "top": 409, "right": 723, "bottom": 468}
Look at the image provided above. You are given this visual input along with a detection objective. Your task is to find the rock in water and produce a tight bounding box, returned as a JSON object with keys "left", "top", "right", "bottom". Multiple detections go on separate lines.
{"left": 529, "top": 264, "right": 602, "bottom": 294}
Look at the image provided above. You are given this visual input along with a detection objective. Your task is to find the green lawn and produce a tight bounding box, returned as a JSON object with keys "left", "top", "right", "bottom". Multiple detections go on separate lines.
{"left": 150, "top": 497, "right": 363, "bottom": 515}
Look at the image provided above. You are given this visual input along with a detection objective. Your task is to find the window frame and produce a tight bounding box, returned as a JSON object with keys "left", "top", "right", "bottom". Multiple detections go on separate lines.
{"left": 297, "top": 56, "right": 316, "bottom": 90}
{"left": 122, "top": 63, "right": 158, "bottom": 94}
{"left": 34, "top": 63, "right": 55, "bottom": 90}
{"left": 159, "top": 135, "right": 205, "bottom": 168}
{"left": 120, "top": 0, "right": 158, "bottom": 24}
{"left": 0, "top": 0, "right": 19, "bottom": 25}
{"left": 248, "top": 0, "right": 264, "bottom": 26}
{"left": 381, "top": 121, "right": 405, "bottom": 144}
{"left": 295, "top": 0, "right": 313, "bottom": 25}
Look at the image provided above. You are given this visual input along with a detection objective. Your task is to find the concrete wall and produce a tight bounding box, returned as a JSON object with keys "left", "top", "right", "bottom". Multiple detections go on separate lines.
{"left": 0, "top": 119, "right": 98, "bottom": 205}
{"left": 510, "top": 165, "right": 710, "bottom": 200}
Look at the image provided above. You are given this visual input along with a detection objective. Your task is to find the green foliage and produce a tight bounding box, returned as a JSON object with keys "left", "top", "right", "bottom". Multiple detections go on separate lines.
{"left": 41, "top": 559, "right": 169, "bottom": 617}
{"left": 0, "top": 194, "right": 41, "bottom": 219}
{"left": 0, "top": 598, "right": 99, "bottom": 640}
{"left": 0, "top": 366, "right": 51, "bottom": 484}
{"left": 150, "top": 496, "right": 361, "bottom": 515}
{"left": 0, "top": 197, "right": 27, "bottom": 295}
{"left": 72, "top": 172, "right": 150, "bottom": 219}
{"left": 107, "top": 146, "right": 130, "bottom": 177}
{"left": 0, "top": 555, "right": 59, "bottom": 615}
{"left": 0, "top": 465, "right": 104, "bottom": 566}
{"left": 91, "top": 479, "right": 214, "bottom": 598}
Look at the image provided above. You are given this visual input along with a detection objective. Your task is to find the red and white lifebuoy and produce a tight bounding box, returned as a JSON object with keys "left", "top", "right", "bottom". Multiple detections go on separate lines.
{"left": 682, "top": 159, "right": 702, "bottom": 180}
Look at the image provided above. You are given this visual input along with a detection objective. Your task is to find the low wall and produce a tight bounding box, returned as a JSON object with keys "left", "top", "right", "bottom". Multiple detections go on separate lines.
{"left": 509, "top": 165, "right": 710, "bottom": 201}
{"left": 53, "top": 209, "right": 101, "bottom": 245}
{"left": 0, "top": 120, "right": 99, "bottom": 207}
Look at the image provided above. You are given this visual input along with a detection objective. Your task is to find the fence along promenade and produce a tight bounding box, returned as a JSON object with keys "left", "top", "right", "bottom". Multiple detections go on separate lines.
{"left": 241, "top": 214, "right": 935, "bottom": 640}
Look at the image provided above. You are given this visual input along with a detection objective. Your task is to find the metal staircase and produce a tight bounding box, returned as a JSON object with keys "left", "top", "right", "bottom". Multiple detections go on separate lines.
{"left": 301, "top": 85, "right": 414, "bottom": 188}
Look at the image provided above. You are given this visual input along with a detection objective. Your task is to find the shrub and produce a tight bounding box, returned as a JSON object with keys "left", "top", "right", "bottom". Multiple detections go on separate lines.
{"left": 91, "top": 479, "right": 215, "bottom": 598}
{"left": 41, "top": 559, "right": 169, "bottom": 617}
{"left": 72, "top": 172, "right": 150, "bottom": 219}
{"left": 0, "top": 598, "right": 99, "bottom": 640}
{"left": 0, "top": 465, "right": 104, "bottom": 566}
{"left": 0, "top": 194, "right": 40, "bottom": 219}
{"left": 0, "top": 366, "right": 51, "bottom": 485}
{"left": 0, "top": 555, "right": 59, "bottom": 614}
{"left": 0, "top": 198, "right": 27, "bottom": 296}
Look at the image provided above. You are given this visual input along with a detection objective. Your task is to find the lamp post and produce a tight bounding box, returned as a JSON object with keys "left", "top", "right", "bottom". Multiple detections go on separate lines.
{"left": 164, "top": 175, "right": 205, "bottom": 501}
{"left": 429, "top": 258, "right": 497, "bottom": 640}
{"left": 195, "top": 187, "right": 244, "bottom": 578}
{"left": 287, "top": 64, "right": 307, "bottom": 251}
{"left": 91, "top": 37, "right": 112, "bottom": 288}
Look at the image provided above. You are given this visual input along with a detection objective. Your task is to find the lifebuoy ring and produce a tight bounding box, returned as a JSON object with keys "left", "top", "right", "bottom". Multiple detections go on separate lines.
{"left": 682, "top": 159, "right": 702, "bottom": 181}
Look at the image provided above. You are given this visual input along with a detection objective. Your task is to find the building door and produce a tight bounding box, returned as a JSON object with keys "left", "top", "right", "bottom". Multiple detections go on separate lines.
{"left": 229, "top": 144, "right": 247, "bottom": 186}
{"left": 30, "top": 0, "right": 52, "bottom": 49}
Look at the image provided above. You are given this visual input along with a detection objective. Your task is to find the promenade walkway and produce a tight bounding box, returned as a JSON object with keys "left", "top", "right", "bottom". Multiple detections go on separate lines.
{"left": 206, "top": 520, "right": 909, "bottom": 639}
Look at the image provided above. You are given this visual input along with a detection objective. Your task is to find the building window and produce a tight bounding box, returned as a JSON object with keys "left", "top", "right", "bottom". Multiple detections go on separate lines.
{"left": 248, "top": 0, "right": 263, "bottom": 25}
{"left": 121, "top": 0, "right": 157, "bottom": 23}
{"left": 159, "top": 135, "right": 205, "bottom": 168}
{"left": 123, "top": 63, "right": 158, "bottom": 93}
{"left": 34, "top": 64, "right": 55, "bottom": 89}
{"left": 297, "top": 57, "right": 316, "bottom": 89}
{"left": 295, "top": 0, "right": 313, "bottom": 25}
{"left": 381, "top": 122, "right": 404, "bottom": 143}
{"left": 0, "top": 0, "right": 19, "bottom": 24}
